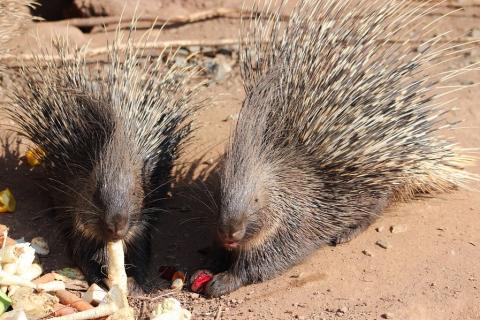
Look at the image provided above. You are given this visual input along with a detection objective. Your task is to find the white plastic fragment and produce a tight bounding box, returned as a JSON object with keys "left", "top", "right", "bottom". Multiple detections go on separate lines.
{"left": 30, "top": 237, "right": 49, "bottom": 256}
{"left": 81, "top": 283, "right": 107, "bottom": 306}
{"left": 151, "top": 298, "right": 192, "bottom": 320}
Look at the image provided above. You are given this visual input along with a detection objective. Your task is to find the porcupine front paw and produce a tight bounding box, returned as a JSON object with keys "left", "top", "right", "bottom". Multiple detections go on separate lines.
{"left": 204, "top": 271, "right": 243, "bottom": 297}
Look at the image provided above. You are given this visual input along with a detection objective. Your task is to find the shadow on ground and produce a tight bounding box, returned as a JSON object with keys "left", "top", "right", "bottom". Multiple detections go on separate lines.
{"left": 0, "top": 135, "right": 223, "bottom": 292}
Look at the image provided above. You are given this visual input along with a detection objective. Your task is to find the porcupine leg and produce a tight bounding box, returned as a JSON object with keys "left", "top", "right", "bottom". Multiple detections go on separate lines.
{"left": 205, "top": 245, "right": 296, "bottom": 297}
{"left": 125, "top": 231, "right": 151, "bottom": 294}
{"left": 331, "top": 192, "right": 392, "bottom": 245}
{"left": 69, "top": 235, "right": 107, "bottom": 284}
{"left": 331, "top": 219, "right": 375, "bottom": 245}
{"left": 204, "top": 270, "right": 243, "bottom": 297}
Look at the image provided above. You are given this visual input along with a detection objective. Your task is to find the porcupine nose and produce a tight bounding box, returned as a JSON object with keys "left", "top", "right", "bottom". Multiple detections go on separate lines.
{"left": 218, "top": 222, "right": 246, "bottom": 249}
{"left": 105, "top": 215, "right": 129, "bottom": 240}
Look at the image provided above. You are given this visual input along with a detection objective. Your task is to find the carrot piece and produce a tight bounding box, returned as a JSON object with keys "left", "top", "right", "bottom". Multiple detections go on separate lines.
{"left": 32, "top": 272, "right": 56, "bottom": 284}
{"left": 55, "top": 290, "right": 94, "bottom": 311}
{"left": 53, "top": 303, "right": 77, "bottom": 316}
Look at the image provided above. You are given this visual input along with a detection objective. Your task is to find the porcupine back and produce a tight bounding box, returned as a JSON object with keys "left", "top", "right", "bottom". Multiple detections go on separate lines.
{"left": 230, "top": 0, "right": 477, "bottom": 202}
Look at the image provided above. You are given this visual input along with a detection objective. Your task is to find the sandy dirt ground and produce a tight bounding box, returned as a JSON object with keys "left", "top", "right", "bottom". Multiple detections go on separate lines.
{"left": 0, "top": 0, "right": 479, "bottom": 319}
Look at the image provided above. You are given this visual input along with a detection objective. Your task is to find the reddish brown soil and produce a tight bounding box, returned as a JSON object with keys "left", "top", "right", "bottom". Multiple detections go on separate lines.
{"left": 1, "top": 1, "right": 479, "bottom": 319}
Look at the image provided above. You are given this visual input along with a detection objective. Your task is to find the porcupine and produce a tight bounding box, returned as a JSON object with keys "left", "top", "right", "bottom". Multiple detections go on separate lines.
{"left": 204, "top": 0, "right": 477, "bottom": 297}
{"left": 6, "top": 27, "right": 202, "bottom": 290}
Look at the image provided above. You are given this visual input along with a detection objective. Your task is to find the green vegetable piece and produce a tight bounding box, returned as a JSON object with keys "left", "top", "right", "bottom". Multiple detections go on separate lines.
{"left": 0, "top": 290, "right": 12, "bottom": 315}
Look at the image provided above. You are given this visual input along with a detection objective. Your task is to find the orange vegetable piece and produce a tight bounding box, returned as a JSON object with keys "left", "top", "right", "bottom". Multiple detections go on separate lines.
{"left": 172, "top": 271, "right": 186, "bottom": 282}
{"left": 25, "top": 147, "right": 45, "bottom": 167}
{"left": 0, "top": 188, "right": 16, "bottom": 213}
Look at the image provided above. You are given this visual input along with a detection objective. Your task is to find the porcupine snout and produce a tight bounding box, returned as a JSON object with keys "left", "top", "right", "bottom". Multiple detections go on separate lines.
{"left": 103, "top": 213, "right": 129, "bottom": 240}
{"left": 217, "top": 217, "right": 247, "bottom": 249}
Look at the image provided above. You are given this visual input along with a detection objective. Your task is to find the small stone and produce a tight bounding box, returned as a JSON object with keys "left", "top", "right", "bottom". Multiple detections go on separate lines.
{"left": 469, "top": 28, "right": 480, "bottom": 38}
{"left": 223, "top": 113, "right": 239, "bottom": 122}
{"left": 390, "top": 224, "right": 408, "bottom": 234}
{"left": 31, "top": 237, "right": 49, "bottom": 255}
{"left": 191, "top": 293, "right": 200, "bottom": 299}
{"left": 459, "top": 80, "right": 474, "bottom": 86}
{"left": 177, "top": 48, "right": 190, "bottom": 56}
{"left": 417, "top": 43, "right": 429, "bottom": 53}
{"left": 201, "top": 46, "right": 216, "bottom": 56}
{"left": 290, "top": 272, "right": 304, "bottom": 278}
{"left": 174, "top": 56, "right": 188, "bottom": 67}
{"left": 171, "top": 278, "right": 184, "bottom": 291}
{"left": 338, "top": 306, "right": 348, "bottom": 314}
{"left": 210, "top": 54, "right": 233, "bottom": 81}
{"left": 188, "top": 46, "right": 201, "bottom": 53}
{"left": 362, "top": 249, "right": 373, "bottom": 257}
{"left": 375, "top": 226, "right": 385, "bottom": 232}
{"left": 203, "top": 158, "right": 215, "bottom": 165}
{"left": 381, "top": 312, "right": 394, "bottom": 319}
{"left": 375, "top": 240, "right": 392, "bottom": 249}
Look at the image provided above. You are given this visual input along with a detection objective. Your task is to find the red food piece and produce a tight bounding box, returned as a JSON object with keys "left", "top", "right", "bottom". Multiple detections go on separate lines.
{"left": 190, "top": 270, "right": 213, "bottom": 293}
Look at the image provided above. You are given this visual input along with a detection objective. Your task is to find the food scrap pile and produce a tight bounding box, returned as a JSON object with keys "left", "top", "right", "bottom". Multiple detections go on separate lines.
{"left": 0, "top": 224, "right": 193, "bottom": 320}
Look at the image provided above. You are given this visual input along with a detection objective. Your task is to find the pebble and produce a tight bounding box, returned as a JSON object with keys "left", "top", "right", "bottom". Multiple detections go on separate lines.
{"left": 337, "top": 306, "right": 348, "bottom": 314}
{"left": 171, "top": 278, "right": 184, "bottom": 291}
{"left": 375, "top": 240, "right": 392, "bottom": 249}
{"left": 31, "top": 237, "right": 49, "bottom": 255}
{"left": 362, "top": 249, "right": 373, "bottom": 257}
{"left": 470, "top": 28, "right": 480, "bottom": 38}
{"left": 203, "top": 158, "right": 215, "bottom": 165}
{"left": 381, "top": 312, "right": 394, "bottom": 319}
{"left": 205, "top": 54, "right": 233, "bottom": 81}
{"left": 177, "top": 48, "right": 190, "bottom": 57}
{"left": 223, "top": 113, "right": 239, "bottom": 122}
{"left": 290, "top": 272, "right": 304, "bottom": 278}
{"left": 190, "top": 293, "right": 200, "bottom": 299}
{"left": 375, "top": 226, "right": 385, "bottom": 232}
{"left": 459, "top": 80, "right": 474, "bottom": 86}
{"left": 174, "top": 56, "right": 188, "bottom": 67}
{"left": 390, "top": 224, "right": 408, "bottom": 234}
{"left": 417, "top": 43, "right": 429, "bottom": 53}
{"left": 188, "top": 46, "right": 201, "bottom": 53}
